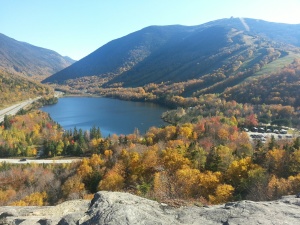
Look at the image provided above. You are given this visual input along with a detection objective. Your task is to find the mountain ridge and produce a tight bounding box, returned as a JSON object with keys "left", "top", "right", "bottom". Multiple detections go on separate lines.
{"left": 0, "top": 33, "right": 75, "bottom": 79}
{"left": 42, "top": 25, "right": 198, "bottom": 83}
{"left": 43, "top": 18, "right": 300, "bottom": 86}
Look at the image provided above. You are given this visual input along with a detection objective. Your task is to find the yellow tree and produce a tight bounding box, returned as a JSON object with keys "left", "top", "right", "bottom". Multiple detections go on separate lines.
{"left": 161, "top": 147, "right": 190, "bottom": 173}
{"left": 140, "top": 146, "right": 159, "bottom": 182}
{"left": 265, "top": 148, "right": 287, "bottom": 177}
{"left": 77, "top": 154, "right": 104, "bottom": 193}
{"left": 10, "top": 192, "right": 47, "bottom": 206}
{"left": 0, "top": 189, "right": 16, "bottom": 205}
{"left": 175, "top": 166, "right": 201, "bottom": 198}
{"left": 267, "top": 175, "right": 290, "bottom": 200}
{"left": 226, "top": 157, "right": 262, "bottom": 196}
{"left": 197, "top": 171, "right": 222, "bottom": 199}
{"left": 62, "top": 175, "right": 85, "bottom": 199}
{"left": 152, "top": 172, "right": 169, "bottom": 200}
{"left": 77, "top": 158, "right": 93, "bottom": 178}
{"left": 89, "top": 153, "right": 104, "bottom": 169}
{"left": 216, "top": 145, "right": 235, "bottom": 172}
{"left": 98, "top": 163, "right": 124, "bottom": 191}
{"left": 209, "top": 184, "right": 234, "bottom": 204}
{"left": 177, "top": 123, "right": 193, "bottom": 140}
{"left": 288, "top": 173, "right": 300, "bottom": 194}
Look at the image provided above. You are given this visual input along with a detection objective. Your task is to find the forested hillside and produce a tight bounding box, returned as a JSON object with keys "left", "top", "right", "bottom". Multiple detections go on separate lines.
{"left": 223, "top": 59, "right": 300, "bottom": 107}
{"left": 0, "top": 33, "right": 75, "bottom": 80}
{"left": 1, "top": 107, "right": 300, "bottom": 206}
{"left": 0, "top": 70, "right": 52, "bottom": 109}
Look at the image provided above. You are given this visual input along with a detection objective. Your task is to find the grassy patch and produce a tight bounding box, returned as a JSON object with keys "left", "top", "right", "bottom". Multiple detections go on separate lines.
{"left": 252, "top": 52, "right": 300, "bottom": 78}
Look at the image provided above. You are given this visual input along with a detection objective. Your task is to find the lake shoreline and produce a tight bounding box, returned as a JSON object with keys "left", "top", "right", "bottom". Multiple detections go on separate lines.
{"left": 40, "top": 96, "right": 167, "bottom": 137}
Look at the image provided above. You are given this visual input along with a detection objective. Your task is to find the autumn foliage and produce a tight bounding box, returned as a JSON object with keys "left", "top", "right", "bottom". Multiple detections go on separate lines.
{"left": 1, "top": 84, "right": 300, "bottom": 206}
{"left": 1, "top": 110, "right": 299, "bottom": 207}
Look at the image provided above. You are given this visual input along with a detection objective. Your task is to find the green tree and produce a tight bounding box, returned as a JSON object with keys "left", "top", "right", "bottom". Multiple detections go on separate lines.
{"left": 3, "top": 115, "right": 11, "bottom": 129}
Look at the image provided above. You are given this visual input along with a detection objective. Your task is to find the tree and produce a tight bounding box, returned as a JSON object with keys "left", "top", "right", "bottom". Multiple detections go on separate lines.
{"left": 244, "top": 114, "right": 258, "bottom": 127}
{"left": 3, "top": 115, "right": 11, "bottom": 129}
{"left": 226, "top": 157, "right": 262, "bottom": 197}
{"left": 0, "top": 189, "right": 16, "bottom": 205}
{"left": 186, "top": 142, "right": 207, "bottom": 171}
{"left": 267, "top": 175, "right": 290, "bottom": 200}
{"left": 293, "top": 137, "right": 300, "bottom": 150}
{"left": 98, "top": 164, "right": 124, "bottom": 191}
{"left": 268, "top": 135, "right": 278, "bottom": 150}
{"left": 10, "top": 192, "right": 47, "bottom": 206}
{"left": 62, "top": 175, "right": 85, "bottom": 199}
{"left": 197, "top": 171, "right": 222, "bottom": 199}
{"left": 209, "top": 184, "right": 234, "bottom": 204}
{"left": 161, "top": 148, "right": 190, "bottom": 173}
{"left": 289, "top": 150, "right": 300, "bottom": 175}
{"left": 205, "top": 147, "right": 221, "bottom": 172}
{"left": 55, "top": 140, "right": 64, "bottom": 156}
{"left": 77, "top": 158, "right": 93, "bottom": 178}
{"left": 152, "top": 171, "right": 170, "bottom": 200}
{"left": 175, "top": 166, "right": 201, "bottom": 198}
{"left": 265, "top": 148, "right": 288, "bottom": 178}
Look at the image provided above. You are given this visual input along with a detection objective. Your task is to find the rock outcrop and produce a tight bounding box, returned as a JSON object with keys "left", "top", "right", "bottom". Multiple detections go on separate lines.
{"left": 1, "top": 191, "right": 300, "bottom": 225}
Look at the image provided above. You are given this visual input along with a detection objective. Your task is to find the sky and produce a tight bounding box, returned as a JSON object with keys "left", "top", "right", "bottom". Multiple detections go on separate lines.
{"left": 1, "top": 0, "right": 300, "bottom": 60}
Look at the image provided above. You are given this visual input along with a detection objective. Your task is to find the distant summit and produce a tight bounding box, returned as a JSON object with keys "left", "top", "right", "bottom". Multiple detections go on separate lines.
{"left": 0, "top": 33, "right": 75, "bottom": 78}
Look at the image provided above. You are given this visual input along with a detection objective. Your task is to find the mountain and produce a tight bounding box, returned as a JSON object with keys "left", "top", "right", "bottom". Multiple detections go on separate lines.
{"left": 42, "top": 18, "right": 300, "bottom": 97}
{"left": 0, "top": 33, "right": 75, "bottom": 79}
{"left": 42, "top": 25, "right": 196, "bottom": 83}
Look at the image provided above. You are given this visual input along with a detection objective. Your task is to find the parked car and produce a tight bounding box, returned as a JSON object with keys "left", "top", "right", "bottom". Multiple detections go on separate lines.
{"left": 280, "top": 129, "right": 287, "bottom": 134}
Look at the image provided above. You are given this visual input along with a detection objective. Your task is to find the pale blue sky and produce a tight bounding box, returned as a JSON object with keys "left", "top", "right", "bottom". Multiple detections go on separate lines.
{"left": 1, "top": 0, "right": 300, "bottom": 60}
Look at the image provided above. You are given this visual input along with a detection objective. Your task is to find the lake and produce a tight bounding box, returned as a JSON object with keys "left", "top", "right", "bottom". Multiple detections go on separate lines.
{"left": 40, "top": 97, "right": 167, "bottom": 137}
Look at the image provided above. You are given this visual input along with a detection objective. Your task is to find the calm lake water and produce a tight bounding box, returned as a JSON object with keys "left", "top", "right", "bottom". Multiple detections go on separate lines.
{"left": 40, "top": 97, "right": 167, "bottom": 137}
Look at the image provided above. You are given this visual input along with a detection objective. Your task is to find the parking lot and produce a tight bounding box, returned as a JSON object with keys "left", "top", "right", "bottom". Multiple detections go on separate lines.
{"left": 247, "top": 131, "right": 296, "bottom": 143}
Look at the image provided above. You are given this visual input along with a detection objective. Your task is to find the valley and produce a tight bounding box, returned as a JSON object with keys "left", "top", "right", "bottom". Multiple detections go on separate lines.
{"left": 1, "top": 17, "right": 300, "bottom": 211}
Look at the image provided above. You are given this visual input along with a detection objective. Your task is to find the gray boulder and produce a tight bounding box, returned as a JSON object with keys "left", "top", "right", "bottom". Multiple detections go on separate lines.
{"left": 1, "top": 192, "right": 300, "bottom": 225}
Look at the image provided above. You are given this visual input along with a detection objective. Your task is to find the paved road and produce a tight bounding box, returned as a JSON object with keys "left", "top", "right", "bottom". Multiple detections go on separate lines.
{"left": 0, "top": 158, "right": 81, "bottom": 164}
{"left": 0, "top": 97, "right": 40, "bottom": 123}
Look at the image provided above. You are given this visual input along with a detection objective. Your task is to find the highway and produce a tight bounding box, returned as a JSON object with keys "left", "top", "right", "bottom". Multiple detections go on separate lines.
{"left": 0, "top": 97, "right": 40, "bottom": 123}
{"left": 0, "top": 158, "right": 81, "bottom": 164}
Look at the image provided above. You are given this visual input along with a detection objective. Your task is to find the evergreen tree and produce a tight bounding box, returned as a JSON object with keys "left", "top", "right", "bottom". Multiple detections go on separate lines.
{"left": 3, "top": 115, "right": 11, "bottom": 129}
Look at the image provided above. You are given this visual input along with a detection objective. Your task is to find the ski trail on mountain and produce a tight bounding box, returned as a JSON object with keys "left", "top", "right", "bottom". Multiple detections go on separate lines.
{"left": 239, "top": 17, "right": 250, "bottom": 31}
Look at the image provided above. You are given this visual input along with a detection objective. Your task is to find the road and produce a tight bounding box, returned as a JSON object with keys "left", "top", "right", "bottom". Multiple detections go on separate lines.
{"left": 0, "top": 158, "right": 81, "bottom": 164}
{"left": 0, "top": 97, "right": 40, "bottom": 123}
